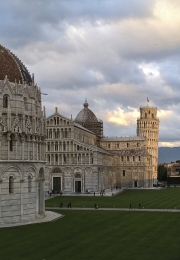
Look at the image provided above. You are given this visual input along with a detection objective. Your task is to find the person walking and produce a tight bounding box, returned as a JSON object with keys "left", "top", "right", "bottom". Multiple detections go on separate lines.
{"left": 129, "top": 203, "right": 132, "bottom": 209}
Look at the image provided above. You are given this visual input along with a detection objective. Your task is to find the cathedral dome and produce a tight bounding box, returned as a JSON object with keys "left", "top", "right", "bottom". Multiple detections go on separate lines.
{"left": 75, "top": 100, "right": 98, "bottom": 123}
{"left": 0, "top": 44, "right": 32, "bottom": 84}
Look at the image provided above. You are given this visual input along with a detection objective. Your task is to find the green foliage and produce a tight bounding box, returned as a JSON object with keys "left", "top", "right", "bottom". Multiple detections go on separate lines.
{"left": 1, "top": 211, "right": 180, "bottom": 260}
{"left": 46, "top": 188, "right": 180, "bottom": 209}
{"left": 158, "top": 164, "right": 167, "bottom": 181}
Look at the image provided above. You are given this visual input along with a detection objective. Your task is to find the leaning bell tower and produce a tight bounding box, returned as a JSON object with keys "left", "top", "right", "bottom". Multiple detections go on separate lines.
{"left": 137, "top": 105, "right": 159, "bottom": 185}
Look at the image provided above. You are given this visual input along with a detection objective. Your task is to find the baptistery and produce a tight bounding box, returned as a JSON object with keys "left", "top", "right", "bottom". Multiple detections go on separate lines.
{"left": 0, "top": 44, "right": 46, "bottom": 224}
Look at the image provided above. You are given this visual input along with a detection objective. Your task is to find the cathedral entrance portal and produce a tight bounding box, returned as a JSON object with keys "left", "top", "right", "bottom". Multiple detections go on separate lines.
{"left": 134, "top": 180, "right": 138, "bottom": 187}
{"left": 74, "top": 173, "right": 82, "bottom": 193}
{"left": 53, "top": 177, "right": 61, "bottom": 192}
{"left": 75, "top": 181, "right": 81, "bottom": 193}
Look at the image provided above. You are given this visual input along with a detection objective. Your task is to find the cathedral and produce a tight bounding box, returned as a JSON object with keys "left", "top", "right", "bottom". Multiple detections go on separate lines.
{"left": 45, "top": 100, "right": 159, "bottom": 193}
{"left": 0, "top": 44, "right": 46, "bottom": 224}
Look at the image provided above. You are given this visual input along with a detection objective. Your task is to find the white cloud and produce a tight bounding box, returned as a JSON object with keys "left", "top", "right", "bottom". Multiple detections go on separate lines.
{"left": 1, "top": 0, "right": 180, "bottom": 147}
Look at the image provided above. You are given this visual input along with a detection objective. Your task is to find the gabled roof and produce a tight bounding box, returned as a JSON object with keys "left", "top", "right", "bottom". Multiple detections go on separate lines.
{"left": 74, "top": 122, "right": 95, "bottom": 135}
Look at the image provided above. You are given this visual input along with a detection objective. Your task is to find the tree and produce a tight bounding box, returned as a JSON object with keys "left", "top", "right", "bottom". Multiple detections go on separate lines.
{"left": 158, "top": 164, "right": 167, "bottom": 181}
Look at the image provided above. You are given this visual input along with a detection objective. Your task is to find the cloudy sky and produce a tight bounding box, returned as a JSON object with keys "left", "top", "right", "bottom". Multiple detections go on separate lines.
{"left": 1, "top": 0, "right": 180, "bottom": 147}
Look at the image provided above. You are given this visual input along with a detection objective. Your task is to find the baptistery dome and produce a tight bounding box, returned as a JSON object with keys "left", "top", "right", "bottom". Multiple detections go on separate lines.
{"left": 0, "top": 44, "right": 32, "bottom": 84}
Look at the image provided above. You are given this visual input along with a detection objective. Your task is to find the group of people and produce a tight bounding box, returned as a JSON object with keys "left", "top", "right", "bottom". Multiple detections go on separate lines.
{"left": 100, "top": 190, "right": 105, "bottom": 196}
{"left": 49, "top": 190, "right": 63, "bottom": 197}
{"left": 129, "top": 203, "right": 142, "bottom": 209}
{"left": 59, "top": 202, "right": 72, "bottom": 208}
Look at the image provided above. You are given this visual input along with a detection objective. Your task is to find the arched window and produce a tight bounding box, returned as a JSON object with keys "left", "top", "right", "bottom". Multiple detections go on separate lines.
{"left": 9, "top": 176, "right": 14, "bottom": 193}
{"left": 28, "top": 175, "right": 32, "bottom": 192}
{"left": 10, "top": 135, "right": 14, "bottom": 151}
{"left": 123, "top": 170, "right": 125, "bottom": 177}
{"left": 64, "top": 130, "right": 67, "bottom": 138}
{"left": 3, "top": 94, "right": 9, "bottom": 108}
{"left": 24, "top": 97, "right": 28, "bottom": 110}
{"left": 48, "top": 143, "right": 50, "bottom": 151}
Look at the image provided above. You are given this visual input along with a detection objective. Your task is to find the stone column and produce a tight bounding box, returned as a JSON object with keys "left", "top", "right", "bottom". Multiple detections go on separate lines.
{"left": 14, "top": 133, "right": 18, "bottom": 160}
{"left": 36, "top": 140, "right": 39, "bottom": 161}
{"left": 0, "top": 133, "right": 2, "bottom": 159}
{"left": 0, "top": 179, "right": 2, "bottom": 221}
{"left": 20, "top": 179, "right": 24, "bottom": 221}
{"left": 7, "top": 133, "right": 11, "bottom": 160}
{"left": 21, "top": 134, "right": 25, "bottom": 160}
{"left": 36, "top": 178, "right": 39, "bottom": 214}
{"left": 22, "top": 115, "right": 25, "bottom": 132}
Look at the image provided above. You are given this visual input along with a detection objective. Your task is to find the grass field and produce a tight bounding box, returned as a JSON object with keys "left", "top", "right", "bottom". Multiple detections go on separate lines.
{"left": 45, "top": 188, "right": 180, "bottom": 209}
{"left": 1, "top": 210, "right": 180, "bottom": 260}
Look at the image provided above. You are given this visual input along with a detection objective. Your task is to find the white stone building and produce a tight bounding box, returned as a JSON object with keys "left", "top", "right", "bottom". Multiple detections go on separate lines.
{"left": 0, "top": 44, "right": 46, "bottom": 224}
{"left": 46, "top": 101, "right": 159, "bottom": 193}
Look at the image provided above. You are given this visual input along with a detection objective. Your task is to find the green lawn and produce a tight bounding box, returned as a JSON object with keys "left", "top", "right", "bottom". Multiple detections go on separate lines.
{"left": 1, "top": 210, "right": 180, "bottom": 260}
{"left": 45, "top": 188, "right": 180, "bottom": 209}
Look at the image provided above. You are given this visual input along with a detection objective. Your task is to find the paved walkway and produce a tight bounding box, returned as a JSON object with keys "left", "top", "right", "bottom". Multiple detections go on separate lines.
{"left": 46, "top": 207, "right": 180, "bottom": 213}
{"left": 45, "top": 187, "right": 163, "bottom": 200}
{"left": 0, "top": 211, "right": 63, "bottom": 228}
{"left": 45, "top": 188, "right": 125, "bottom": 200}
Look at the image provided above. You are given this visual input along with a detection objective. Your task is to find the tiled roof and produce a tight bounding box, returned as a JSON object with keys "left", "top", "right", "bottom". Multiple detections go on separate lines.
{"left": 110, "top": 150, "right": 150, "bottom": 155}
{"left": 0, "top": 44, "right": 32, "bottom": 84}
{"left": 74, "top": 122, "right": 95, "bottom": 135}
{"left": 75, "top": 101, "right": 98, "bottom": 123}
{"left": 101, "top": 136, "right": 146, "bottom": 141}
